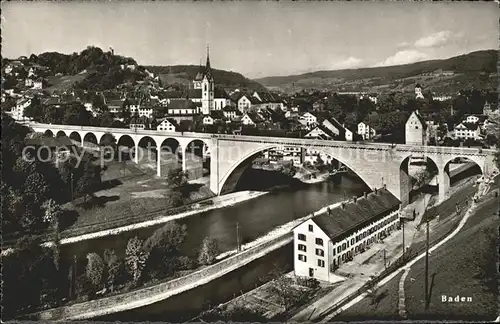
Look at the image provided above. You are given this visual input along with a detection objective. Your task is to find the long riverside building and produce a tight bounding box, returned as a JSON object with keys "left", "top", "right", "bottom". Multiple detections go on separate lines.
{"left": 292, "top": 187, "right": 401, "bottom": 283}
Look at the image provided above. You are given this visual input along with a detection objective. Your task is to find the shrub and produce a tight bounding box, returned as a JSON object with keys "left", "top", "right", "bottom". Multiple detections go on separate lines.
{"left": 198, "top": 237, "right": 219, "bottom": 265}
{"left": 85, "top": 252, "right": 104, "bottom": 288}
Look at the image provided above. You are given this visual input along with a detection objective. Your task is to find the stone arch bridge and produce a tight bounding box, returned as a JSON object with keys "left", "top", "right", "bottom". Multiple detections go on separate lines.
{"left": 29, "top": 123, "right": 497, "bottom": 206}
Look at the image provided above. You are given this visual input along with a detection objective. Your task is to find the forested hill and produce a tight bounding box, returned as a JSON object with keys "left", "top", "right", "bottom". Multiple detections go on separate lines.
{"left": 145, "top": 65, "right": 267, "bottom": 91}
{"left": 255, "top": 50, "right": 497, "bottom": 93}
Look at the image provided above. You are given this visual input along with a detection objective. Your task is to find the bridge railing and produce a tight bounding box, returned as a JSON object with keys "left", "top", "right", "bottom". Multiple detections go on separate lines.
{"left": 26, "top": 123, "right": 495, "bottom": 154}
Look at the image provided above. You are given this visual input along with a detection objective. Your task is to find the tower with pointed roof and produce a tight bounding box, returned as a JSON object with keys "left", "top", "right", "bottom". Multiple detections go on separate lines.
{"left": 200, "top": 45, "right": 214, "bottom": 114}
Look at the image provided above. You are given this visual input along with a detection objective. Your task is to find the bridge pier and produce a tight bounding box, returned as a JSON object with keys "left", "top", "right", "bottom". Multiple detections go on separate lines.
{"left": 157, "top": 149, "right": 162, "bottom": 177}
{"left": 438, "top": 163, "right": 451, "bottom": 203}
{"left": 134, "top": 143, "right": 139, "bottom": 164}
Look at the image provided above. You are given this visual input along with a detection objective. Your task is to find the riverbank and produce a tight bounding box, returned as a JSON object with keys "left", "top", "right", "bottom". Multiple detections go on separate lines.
{"left": 33, "top": 235, "right": 294, "bottom": 321}
{"left": 27, "top": 194, "right": 350, "bottom": 320}
{"left": 215, "top": 199, "right": 346, "bottom": 261}
{"left": 1, "top": 190, "right": 268, "bottom": 256}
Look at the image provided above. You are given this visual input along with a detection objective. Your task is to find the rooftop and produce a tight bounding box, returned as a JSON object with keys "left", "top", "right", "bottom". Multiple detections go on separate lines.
{"left": 312, "top": 188, "right": 400, "bottom": 242}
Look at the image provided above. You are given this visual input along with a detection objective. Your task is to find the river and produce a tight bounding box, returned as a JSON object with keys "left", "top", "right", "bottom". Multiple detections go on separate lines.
{"left": 61, "top": 173, "right": 368, "bottom": 262}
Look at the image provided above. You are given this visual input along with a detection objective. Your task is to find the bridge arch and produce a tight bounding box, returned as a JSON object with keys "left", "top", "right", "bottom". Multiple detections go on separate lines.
{"left": 69, "top": 131, "right": 82, "bottom": 144}
{"left": 158, "top": 138, "right": 183, "bottom": 176}
{"left": 218, "top": 144, "right": 375, "bottom": 196}
{"left": 442, "top": 155, "right": 485, "bottom": 175}
{"left": 137, "top": 136, "right": 158, "bottom": 171}
{"left": 184, "top": 139, "right": 211, "bottom": 181}
{"left": 83, "top": 132, "right": 98, "bottom": 145}
{"left": 117, "top": 135, "right": 136, "bottom": 161}
{"left": 398, "top": 154, "right": 440, "bottom": 206}
{"left": 56, "top": 130, "right": 67, "bottom": 138}
{"left": 44, "top": 129, "right": 54, "bottom": 137}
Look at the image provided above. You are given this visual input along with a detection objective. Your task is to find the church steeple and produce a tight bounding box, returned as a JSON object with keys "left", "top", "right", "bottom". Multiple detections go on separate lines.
{"left": 206, "top": 44, "right": 211, "bottom": 70}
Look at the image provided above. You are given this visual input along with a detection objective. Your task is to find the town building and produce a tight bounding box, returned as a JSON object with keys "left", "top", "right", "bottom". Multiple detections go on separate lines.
{"left": 293, "top": 187, "right": 401, "bottom": 283}
{"left": 305, "top": 125, "right": 336, "bottom": 140}
{"left": 298, "top": 112, "right": 318, "bottom": 128}
{"left": 432, "top": 94, "right": 452, "bottom": 102}
{"left": 156, "top": 118, "right": 177, "bottom": 132}
{"left": 453, "top": 122, "right": 482, "bottom": 141}
{"left": 237, "top": 95, "right": 262, "bottom": 114}
{"left": 166, "top": 48, "right": 230, "bottom": 114}
{"left": 405, "top": 110, "right": 427, "bottom": 145}
{"left": 344, "top": 126, "right": 354, "bottom": 141}
{"left": 222, "top": 105, "right": 242, "bottom": 120}
{"left": 12, "top": 97, "right": 32, "bottom": 120}
{"left": 241, "top": 112, "right": 264, "bottom": 126}
{"left": 166, "top": 99, "right": 201, "bottom": 121}
{"left": 415, "top": 84, "right": 424, "bottom": 100}
{"left": 357, "top": 121, "right": 377, "bottom": 140}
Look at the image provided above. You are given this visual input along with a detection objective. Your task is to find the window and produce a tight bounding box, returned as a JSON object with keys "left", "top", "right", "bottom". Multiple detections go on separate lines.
{"left": 315, "top": 238, "right": 323, "bottom": 246}
{"left": 308, "top": 224, "right": 313, "bottom": 232}
{"left": 298, "top": 254, "right": 307, "bottom": 262}
{"left": 337, "top": 246, "right": 341, "bottom": 253}
{"left": 298, "top": 233, "right": 306, "bottom": 241}
{"left": 316, "top": 248, "right": 324, "bottom": 257}
{"left": 351, "top": 238, "right": 354, "bottom": 245}
{"left": 416, "top": 126, "right": 419, "bottom": 129}
{"left": 298, "top": 244, "right": 307, "bottom": 252}
{"left": 342, "top": 243, "right": 346, "bottom": 250}
{"left": 317, "top": 259, "right": 325, "bottom": 267}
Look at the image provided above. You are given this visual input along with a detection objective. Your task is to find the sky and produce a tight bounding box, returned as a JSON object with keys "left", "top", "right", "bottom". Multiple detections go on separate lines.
{"left": 2, "top": 1, "right": 498, "bottom": 78}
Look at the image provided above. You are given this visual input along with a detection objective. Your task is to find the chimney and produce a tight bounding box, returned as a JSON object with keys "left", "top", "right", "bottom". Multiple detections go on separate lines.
{"left": 374, "top": 188, "right": 378, "bottom": 195}
{"left": 363, "top": 192, "right": 367, "bottom": 199}
{"left": 353, "top": 196, "right": 357, "bottom": 204}
{"left": 341, "top": 202, "right": 345, "bottom": 209}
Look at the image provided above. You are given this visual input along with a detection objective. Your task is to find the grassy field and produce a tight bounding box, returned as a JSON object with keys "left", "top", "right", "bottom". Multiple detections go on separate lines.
{"left": 333, "top": 272, "right": 403, "bottom": 321}
{"left": 410, "top": 179, "right": 478, "bottom": 255}
{"left": 60, "top": 159, "right": 213, "bottom": 236}
{"left": 405, "top": 194, "right": 499, "bottom": 321}
{"left": 46, "top": 71, "right": 89, "bottom": 92}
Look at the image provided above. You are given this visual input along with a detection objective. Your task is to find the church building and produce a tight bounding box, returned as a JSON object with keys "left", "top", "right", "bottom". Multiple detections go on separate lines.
{"left": 166, "top": 47, "right": 231, "bottom": 117}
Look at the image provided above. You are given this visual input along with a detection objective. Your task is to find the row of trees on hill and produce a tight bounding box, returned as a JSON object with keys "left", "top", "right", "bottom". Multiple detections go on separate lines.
{"left": 1, "top": 113, "right": 104, "bottom": 319}
{"left": 28, "top": 46, "right": 138, "bottom": 76}
{"left": 2, "top": 113, "right": 102, "bottom": 236}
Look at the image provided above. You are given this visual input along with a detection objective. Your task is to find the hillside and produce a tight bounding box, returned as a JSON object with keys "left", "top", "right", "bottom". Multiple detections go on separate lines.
{"left": 145, "top": 65, "right": 267, "bottom": 91}
{"left": 255, "top": 50, "right": 497, "bottom": 94}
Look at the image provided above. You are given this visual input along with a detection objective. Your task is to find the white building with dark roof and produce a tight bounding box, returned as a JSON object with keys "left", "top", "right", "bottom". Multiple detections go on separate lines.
{"left": 405, "top": 110, "right": 427, "bottom": 145}
{"left": 357, "top": 121, "right": 377, "bottom": 140}
{"left": 293, "top": 187, "right": 401, "bottom": 283}
{"left": 156, "top": 118, "right": 177, "bottom": 132}
{"left": 453, "top": 122, "right": 482, "bottom": 141}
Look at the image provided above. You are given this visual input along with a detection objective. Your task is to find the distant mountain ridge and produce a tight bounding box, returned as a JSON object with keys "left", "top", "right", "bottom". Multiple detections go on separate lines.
{"left": 255, "top": 50, "right": 497, "bottom": 93}
{"left": 145, "top": 65, "right": 268, "bottom": 92}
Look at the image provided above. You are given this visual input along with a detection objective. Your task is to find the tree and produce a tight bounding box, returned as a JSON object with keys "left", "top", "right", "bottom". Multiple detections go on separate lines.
{"left": 103, "top": 249, "right": 121, "bottom": 291}
{"left": 198, "top": 237, "right": 219, "bottom": 265}
{"left": 125, "top": 236, "right": 149, "bottom": 284}
{"left": 494, "top": 150, "right": 500, "bottom": 170}
{"left": 166, "top": 168, "right": 188, "bottom": 187}
{"left": 200, "top": 304, "right": 267, "bottom": 322}
{"left": 261, "top": 264, "right": 300, "bottom": 311}
{"left": 99, "top": 111, "right": 115, "bottom": 127}
{"left": 143, "top": 221, "right": 187, "bottom": 278}
{"left": 62, "top": 102, "right": 92, "bottom": 126}
{"left": 23, "top": 96, "right": 44, "bottom": 121}
{"left": 41, "top": 198, "right": 62, "bottom": 225}
{"left": 85, "top": 252, "right": 104, "bottom": 289}
{"left": 120, "top": 99, "right": 131, "bottom": 122}
{"left": 74, "top": 154, "right": 102, "bottom": 200}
